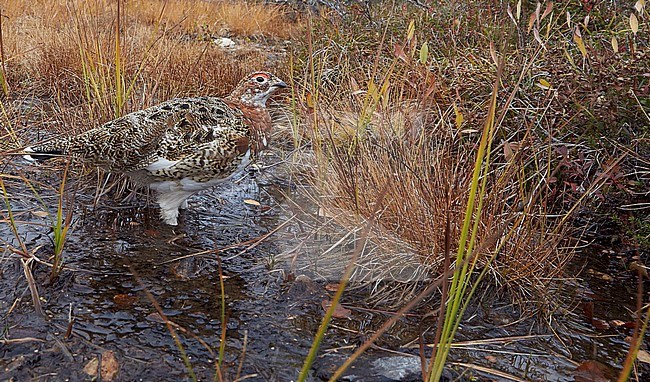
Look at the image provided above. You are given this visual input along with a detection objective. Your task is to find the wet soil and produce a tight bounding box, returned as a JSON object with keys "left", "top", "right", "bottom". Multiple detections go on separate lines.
{"left": 1, "top": 155, "right": 648, "bottom": 381}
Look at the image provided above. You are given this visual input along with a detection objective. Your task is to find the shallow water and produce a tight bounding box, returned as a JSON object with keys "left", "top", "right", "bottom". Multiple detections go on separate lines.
{"left": 0, "top": 158, "right": 647, "bottom": 381}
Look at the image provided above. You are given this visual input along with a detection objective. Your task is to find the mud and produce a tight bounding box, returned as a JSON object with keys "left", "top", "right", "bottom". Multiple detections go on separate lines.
{"left": 1, "top": 157, "right": 648, "bottom": 381}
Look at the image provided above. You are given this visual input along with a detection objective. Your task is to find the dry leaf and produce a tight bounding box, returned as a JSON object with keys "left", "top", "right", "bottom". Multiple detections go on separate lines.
{"left": 533, "top": 27, "right": 545, "bottom": 49}
{"left": 101, "top": 351, "right": 119, "bottom": 381}
{"left": 541, "top": 1, "right": 553, "bottom": 21}
{"left": 406, "top": 20, "right": 415, "bottom": 41}
{"left": 566, "top": 11, "right": 571, "bottom": 29}
{"left": 591, "top": 317, "right": 610, "bottom": 330}
{"left": 394, "top": 44, "right": 408, "bottom": 62}
{"left": 322, "top": 299, "right": 351, "bottom": 319}
{"left": 146, "top": 312, "right": 166, "bottom": 323}
{"left": 611, "top": 36, "right": 618, "bottom": 53}
{"left": 507, "top": 4, "right": 517, "bottom": 25}
{"left": 305, "top": 92, "right": 315, "bottom": 109}
{"left": 573, "top": 26, "right": 587, "bottom": 58}
{"left": 83, "top": 357, "right": 99, "bottom": 377}
{"left": 629, "top": 261, "right": 648, "bottom": 278}
{"left": 635, "top": 0, "right": 645, "bottom": 14}
{"left": 637, "top": 349, "right": 650, "bottom": 364}
{"left": 574, "top": 360, "right": 617, "bottom": 382}
{"left": 317, "top": 207, "right": 335, "bottom": 218}
{"left": 538, "top": 78, "right": 552, "bottom": 89}
{"left": 527, "top": 12, "right": 536, "bottom": 33}
{"left": 453, "top": 102, "right": 464, "bottom": 128}
{"left": 244, "top": 199, "right": 260, "bottom": 206}
{"left": 516, "top": 0, "right": 522, "bottom": 20}
{"left": 32, "top": 210, "right": 49, "bottom": 218}
{"left": 325, "top": 283, "right": 341, "bottom": 292}
{"left": 630, "top": 13, "right": 639, "bottom": 35}
{"left": 113, "top": 294, "right": 138, "bottom": 308}
{"left": 419, "top": 42, "right": 429, "bottom": 65}
{"left": 503, "top": 142, "right": 514, "bottom": 160}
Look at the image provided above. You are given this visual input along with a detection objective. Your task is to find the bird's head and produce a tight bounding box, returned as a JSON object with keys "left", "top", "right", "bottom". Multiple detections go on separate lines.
{"left": 227, "top": 71, "right": 288, "bottom": 108}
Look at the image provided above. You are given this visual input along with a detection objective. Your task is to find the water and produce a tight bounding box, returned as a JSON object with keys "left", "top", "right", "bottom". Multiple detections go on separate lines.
{"left": 0, "top": 157, "right": 647, "bottom": 381}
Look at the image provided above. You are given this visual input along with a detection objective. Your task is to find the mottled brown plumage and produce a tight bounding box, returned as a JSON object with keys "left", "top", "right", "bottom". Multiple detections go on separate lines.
{"left": 24, "top": 71, "right": 287, "bottom": 225}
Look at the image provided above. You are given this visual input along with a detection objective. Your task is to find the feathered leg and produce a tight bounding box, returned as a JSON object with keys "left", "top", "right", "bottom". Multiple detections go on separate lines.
{"left": 157, "top": 191, "right": 194, "bottom": 225}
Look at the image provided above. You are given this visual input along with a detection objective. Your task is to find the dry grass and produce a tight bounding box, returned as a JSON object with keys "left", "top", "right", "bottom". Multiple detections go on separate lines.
{"left": 1, "top": 0, "right": 299, "bottom": 130}
{"left": 288, "top": 0, "right": 649, "bottom": 310}
{"left": 1, "top": 0, "right": 301, "bottom": 205}
{"left": 0, "top": 0, "right": 302, "bottom": 287}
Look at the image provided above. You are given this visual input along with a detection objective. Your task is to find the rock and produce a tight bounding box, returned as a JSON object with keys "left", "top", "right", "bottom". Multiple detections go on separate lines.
{"left": 213, "top": 37, "right": 236, "bottom": 48}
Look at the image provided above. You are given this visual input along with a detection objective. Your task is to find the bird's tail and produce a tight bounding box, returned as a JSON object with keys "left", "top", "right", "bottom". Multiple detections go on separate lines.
{"left": 23, "top": 140, "right": 69, "bottom": 162}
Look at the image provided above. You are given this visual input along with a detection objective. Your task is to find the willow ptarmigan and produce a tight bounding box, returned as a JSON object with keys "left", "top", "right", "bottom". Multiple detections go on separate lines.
{"left": 24, "top": 71, "right": 287, "bottom": 225}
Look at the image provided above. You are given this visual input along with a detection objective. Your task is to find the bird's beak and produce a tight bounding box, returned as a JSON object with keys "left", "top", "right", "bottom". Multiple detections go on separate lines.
{"left": 273, "top": 81, "right": 288, "bottom": 89}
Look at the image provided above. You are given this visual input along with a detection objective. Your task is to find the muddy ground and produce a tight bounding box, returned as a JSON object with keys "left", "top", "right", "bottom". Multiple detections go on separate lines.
{"left": 1, "top": 145, "right": 648, "bottom": 382}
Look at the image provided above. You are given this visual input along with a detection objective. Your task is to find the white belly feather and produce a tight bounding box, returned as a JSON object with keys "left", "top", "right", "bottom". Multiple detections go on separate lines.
{"left": 148, "top": 149, "right": 252, "bottom": 193}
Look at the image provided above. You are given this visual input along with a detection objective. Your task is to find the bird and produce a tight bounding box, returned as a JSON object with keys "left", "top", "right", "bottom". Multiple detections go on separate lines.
{"left": 23, "top": 71, "right": 288, "bottom": 225}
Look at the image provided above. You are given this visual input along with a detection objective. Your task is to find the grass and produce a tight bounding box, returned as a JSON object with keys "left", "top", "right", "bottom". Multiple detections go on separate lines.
{"left": 0, "top": 0, "right": 300, "bottom": 378}
{"left": 0, "top": 0, "right": 648, "bottom": 380}
{"left": 288, "top": 0, "right": 649, "bottom": 380}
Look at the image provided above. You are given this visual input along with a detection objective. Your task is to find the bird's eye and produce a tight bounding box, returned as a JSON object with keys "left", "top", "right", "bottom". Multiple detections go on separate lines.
{"left": 255, "top": 76, "right": 266, "bottom": 83}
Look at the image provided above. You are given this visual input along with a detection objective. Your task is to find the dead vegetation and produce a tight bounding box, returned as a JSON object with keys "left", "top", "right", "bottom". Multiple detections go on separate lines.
{"left": 0, "top": 0, "right": 648, "bottom": 380}
{"left": 288, "top": 1, "right": 649, "bottom": 310}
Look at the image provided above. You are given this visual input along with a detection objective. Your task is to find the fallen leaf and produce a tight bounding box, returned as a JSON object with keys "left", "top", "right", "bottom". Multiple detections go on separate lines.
{"left": 635, "top": 0, "right": 645, "bottom": 13}
{"left": 113, "top": 294, "right": 138, "bottom": 308}
{"left": 629, "top": 261, "right": 648, "bottom": 278}
{"left": 317, "top": 207, "right": 335, "bottom": 218}
{"left": 406, "top": 20, "right": 415, "bottom": 41}
{"left": 527, "top": 11, "right": 536, "bottom": 33}
{"left": 591, "top": 317, "right": 610, "bottom": 330}
{"left": 394, "top": 44, "right": 408, "bottom": 62}
{"left": 533, "top": 27, "right": 545, "bottom": 48}
{"left": 325, "top": 283, "right": 341, "bottom": 292}
{"left": 541, "top": 1, "right": 553, "bottom": 20}
{"left": 322, "top": 299, "right": 351, "bottom": 319}
{"left": 587, "top": 268, "right": 614, "bottom": 281}
{"left": 630, "top": 13, "right": 639, "bottom": 35}
{"left": 143, "top": 229, "right": 160, "bottom": 238}
{"left": 419, "top": 42, "right": 429, "bottom": 65}
{"left": 611, "top": 36, "right": 618, "bottom": 53}
{"left": 244, "top": 199, "right": 260, "bottom": 206}
{"left": 537, "top": 78, "right": 552, "bottom": 90}
{"left": 503, "top": 142, "right": 514, "bottom": 160}
{"left": 101, "top": 350, "right": 119, "bottom": 381}
{"left": 32, "top": 210, "right": 49, "bottom": 218}
{"left": 573, "top": 26, "right": 587, "bottom": 58}
{"left": 582, "top": 301, "right": 594, "bottom": 321}
{"left": 453, "top": 102, "right": 464, "bottom": 128}
{"left": 83, "top": 357, "right": 99, "bottom": 377}
{"left": 574, "top": 360, "right": 616, "bottom": 382}
{"left": 637, "top": 349, "right": 650, "bottom": 364}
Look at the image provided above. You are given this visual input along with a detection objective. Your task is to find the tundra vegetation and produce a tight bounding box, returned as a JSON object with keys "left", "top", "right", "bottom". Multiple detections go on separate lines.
{"left": 0, "top": 0, "right": 648, "bottom": 381}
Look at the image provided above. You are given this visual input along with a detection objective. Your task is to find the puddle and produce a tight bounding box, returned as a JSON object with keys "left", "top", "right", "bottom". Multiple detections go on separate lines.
{"left": 1, "top": 152, "right": 648, "bottom": 381}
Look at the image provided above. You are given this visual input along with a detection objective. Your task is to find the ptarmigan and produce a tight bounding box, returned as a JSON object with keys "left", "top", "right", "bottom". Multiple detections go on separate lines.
{"left": 24, "top": 71, "right": 287, "bottom": 225}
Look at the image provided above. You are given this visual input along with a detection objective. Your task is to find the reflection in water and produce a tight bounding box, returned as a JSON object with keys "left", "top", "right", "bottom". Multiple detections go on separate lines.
{"left": 0, "top": 164, "right": 646, "bottom": 381}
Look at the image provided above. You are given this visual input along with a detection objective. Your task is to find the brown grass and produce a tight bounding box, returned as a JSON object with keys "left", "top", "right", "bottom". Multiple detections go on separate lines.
{"left": 1, "top": 0, "right": 300, "bottom": 127}
{"left": 288, "top": 0, "right": 649, "bottom": 310}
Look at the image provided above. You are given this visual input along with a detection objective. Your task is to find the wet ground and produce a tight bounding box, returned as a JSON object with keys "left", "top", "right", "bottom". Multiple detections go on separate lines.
{"left": 1, "top": 154, "right": 648, "bottom": 381}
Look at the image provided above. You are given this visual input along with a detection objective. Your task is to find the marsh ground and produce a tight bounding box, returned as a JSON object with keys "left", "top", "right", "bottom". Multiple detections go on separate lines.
{"left": 1, "top": 0, "right": 649, "bottom": 381}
